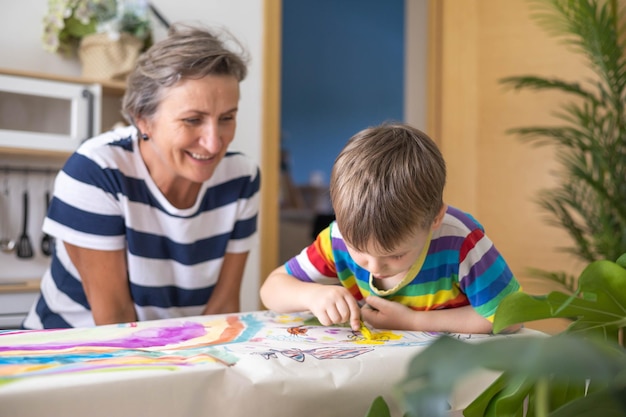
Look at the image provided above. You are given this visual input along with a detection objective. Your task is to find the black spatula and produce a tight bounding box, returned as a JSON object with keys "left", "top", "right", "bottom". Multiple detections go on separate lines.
{"left": 40, "top": 191, "right": 53, "bottom": 256}
{"left": 16, "top": 191, "right": 33, "bottom": 259}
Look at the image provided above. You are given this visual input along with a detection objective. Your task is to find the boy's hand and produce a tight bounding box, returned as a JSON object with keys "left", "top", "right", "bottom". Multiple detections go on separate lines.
{"left": 305, "top": 285, "right": 361, "bottom": 331}
{"left": 361, "top": 296, "right": 414, "bottom": 330}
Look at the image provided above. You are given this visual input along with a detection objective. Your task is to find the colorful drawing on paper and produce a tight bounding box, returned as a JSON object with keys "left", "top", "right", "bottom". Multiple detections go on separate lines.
{"left": 253, "top": 346, "right": 375, "bottom": 362}
{"left": 0, "top": 311, "right": 486, "bottom": 385}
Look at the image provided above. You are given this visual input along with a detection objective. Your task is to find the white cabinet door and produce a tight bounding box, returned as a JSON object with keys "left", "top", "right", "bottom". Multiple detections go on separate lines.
{"left": 0, "top": 291, "right": 39, "bottom": 329}
{"left": 0, "top": 74, "right": 101, "bottom": 153}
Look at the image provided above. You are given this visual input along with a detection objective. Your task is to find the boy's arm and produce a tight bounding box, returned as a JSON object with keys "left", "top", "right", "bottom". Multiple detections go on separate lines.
{"left": 260, "top": 265, "right": 362, "bottom": 331}
{"left": 362, "top": 296, "right": 501, "bottom": 334}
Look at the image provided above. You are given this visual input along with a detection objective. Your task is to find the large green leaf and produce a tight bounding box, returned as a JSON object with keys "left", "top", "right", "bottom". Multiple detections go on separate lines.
{"left": 547, "top": 384, "right": 626, "bottom": 417}
{"left": 493, "top": 259, "right": 626, "bottom": 337}
{"left": 462, "top": 373, "right": 510, "bottom": 417}
{"left": 481, "top": 375, "right": 531, "bottom": 417}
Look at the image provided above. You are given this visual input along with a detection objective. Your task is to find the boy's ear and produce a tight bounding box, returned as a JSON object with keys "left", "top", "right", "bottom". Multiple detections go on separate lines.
{"left": 431, "top": 204, "right": 448, "bottom": 230}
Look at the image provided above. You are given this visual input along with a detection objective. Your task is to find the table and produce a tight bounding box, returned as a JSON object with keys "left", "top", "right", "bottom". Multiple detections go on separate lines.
{"left": 0, "top": 310, "right": 537, "bottom": 417}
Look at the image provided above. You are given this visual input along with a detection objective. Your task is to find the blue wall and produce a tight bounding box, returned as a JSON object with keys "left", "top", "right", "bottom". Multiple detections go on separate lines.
{"left": 281, "top": 0, "right": 405, "bottom": 185}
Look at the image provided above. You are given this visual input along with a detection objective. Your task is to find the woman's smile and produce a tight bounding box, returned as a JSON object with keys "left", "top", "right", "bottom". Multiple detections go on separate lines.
{"left": 188, "top": 151, "right": 213, "bottom": 161}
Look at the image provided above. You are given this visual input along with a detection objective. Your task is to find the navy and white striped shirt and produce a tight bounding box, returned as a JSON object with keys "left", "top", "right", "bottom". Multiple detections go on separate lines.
{"left": 23, "top": 126, "right": 260, "bottom": 329}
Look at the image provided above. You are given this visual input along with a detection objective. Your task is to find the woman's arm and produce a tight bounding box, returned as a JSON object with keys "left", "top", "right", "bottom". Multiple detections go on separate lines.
{"left": 64, "top": 242, "right": 137, "bottom": 325}
{"left": 202, "top": 251, "right": 249, "bottom": 315}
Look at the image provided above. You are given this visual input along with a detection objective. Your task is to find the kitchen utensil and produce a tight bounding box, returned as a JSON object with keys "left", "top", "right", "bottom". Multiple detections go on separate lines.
{"left": 0, "top": 206, "right": 16, "bottom": 253}
{"left": 0, "top": 234, "right": 15, "bottom": 253}
{"left": 0, "top": 171, "right": 16, "bottom": 254}
{"left": 40, "top": 191, "right": 53, "bottom": 256}
{"left": 16, "top": 191, "right": 34, "bottom": 259}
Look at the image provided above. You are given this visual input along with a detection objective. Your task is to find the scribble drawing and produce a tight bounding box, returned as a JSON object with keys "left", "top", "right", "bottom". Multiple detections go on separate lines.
{"left": 287, "top": 326, "right": 309, "bottom": 336}
{"left": 253, "top": 346, "right": 374, "bottom": 363}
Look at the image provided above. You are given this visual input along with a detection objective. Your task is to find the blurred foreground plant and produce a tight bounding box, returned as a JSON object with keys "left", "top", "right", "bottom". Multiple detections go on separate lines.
{"left": 365, "top": 253, "right": 626, "bottom": 417}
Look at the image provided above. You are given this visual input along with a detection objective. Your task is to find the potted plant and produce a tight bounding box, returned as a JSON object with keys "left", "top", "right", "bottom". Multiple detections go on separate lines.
{"left": 498, "top": 0, "right": 626, "bottom": 292}
{"left": 365, "top": 252, "right": 626, "bottom": 417}
{"left": 42, "top": 0, "right": 153, "bottom": 80}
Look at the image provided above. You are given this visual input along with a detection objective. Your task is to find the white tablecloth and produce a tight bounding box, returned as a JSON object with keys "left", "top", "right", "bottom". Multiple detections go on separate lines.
{"left": 0, "top": 310, "right": 538, "bottom": 417}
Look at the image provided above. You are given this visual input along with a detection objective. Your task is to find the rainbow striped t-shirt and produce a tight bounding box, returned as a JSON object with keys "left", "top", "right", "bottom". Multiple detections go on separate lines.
{"left": 285, "top": 206, "right": 521, "bottom": 322}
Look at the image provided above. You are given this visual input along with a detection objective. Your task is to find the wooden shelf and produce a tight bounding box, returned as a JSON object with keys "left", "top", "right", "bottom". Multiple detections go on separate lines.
{"left": 0, "top": 146, "right": 73, "bottom": 159}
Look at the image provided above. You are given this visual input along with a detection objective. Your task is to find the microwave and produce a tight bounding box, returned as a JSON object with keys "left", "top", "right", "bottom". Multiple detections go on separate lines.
{"left": 0, "top": 73, "right": 102, "bottom": 154}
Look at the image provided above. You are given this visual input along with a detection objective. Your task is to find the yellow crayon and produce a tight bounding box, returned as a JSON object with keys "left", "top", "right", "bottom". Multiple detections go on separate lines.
{"left": 359, "top": 320, "right": 373, "bottom": 339}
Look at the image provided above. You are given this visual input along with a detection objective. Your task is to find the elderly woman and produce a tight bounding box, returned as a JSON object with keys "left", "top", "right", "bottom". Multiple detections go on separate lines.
{"left": 23, "top": 24, "right": 260, "bottom": 329}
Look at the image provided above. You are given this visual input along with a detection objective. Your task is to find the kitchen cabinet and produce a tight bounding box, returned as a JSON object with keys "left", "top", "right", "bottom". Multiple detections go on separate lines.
{"left": 0, "top": 280, "right": 40, "bottom": 329}
{"left": 0, "top": 68, "right": 126, "bottom": 328}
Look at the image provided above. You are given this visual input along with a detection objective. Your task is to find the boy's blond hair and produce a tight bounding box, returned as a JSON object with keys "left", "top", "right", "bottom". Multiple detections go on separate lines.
{"left": 330, "top": 123, "right": 446, "bottom": 252}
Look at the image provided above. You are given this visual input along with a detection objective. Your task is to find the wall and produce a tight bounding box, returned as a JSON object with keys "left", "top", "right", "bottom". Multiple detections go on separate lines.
{"left": 0, "top": 0, "right": 267, "bottom": 312}
{"left": 281, "top": 0, "right": 405, "bottom": 186}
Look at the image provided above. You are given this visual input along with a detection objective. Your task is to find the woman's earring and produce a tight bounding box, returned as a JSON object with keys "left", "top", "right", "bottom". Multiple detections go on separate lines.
{"left": 141, "top": 133, "right": 149, "bottom": 141}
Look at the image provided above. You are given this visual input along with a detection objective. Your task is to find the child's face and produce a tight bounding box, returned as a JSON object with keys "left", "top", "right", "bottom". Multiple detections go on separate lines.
{"left": 345, "top": 229, "right": 431, "bottom": 282}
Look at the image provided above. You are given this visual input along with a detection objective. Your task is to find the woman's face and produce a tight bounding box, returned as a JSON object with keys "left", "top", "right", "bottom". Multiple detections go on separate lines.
{"left": 137, "top": 74, "right": 240, "bottom": 188}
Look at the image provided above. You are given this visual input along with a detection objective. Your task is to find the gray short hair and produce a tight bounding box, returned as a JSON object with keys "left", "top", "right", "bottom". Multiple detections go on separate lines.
{"left": 122, "top": 23, "right": 249, "bottom": 126}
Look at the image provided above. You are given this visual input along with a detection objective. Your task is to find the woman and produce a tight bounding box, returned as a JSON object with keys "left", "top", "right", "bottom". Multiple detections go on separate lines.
{"left": 22, "top": 24, "right": 260, "bottom": 329}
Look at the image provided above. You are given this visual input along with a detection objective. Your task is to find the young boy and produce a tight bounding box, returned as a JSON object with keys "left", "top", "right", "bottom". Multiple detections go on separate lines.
{"left": 260, "top": 123, "right": 521, "bottom": 334}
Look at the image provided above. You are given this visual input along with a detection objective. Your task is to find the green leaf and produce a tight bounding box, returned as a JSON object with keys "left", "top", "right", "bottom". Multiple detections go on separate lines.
{"left": 483, "top": 374, "right": 531, "bottom": 417}
{"left": 548, "top": 385, "right": 626, "bottom": 417}
{"left": 63, "top": 16, "right": 96, "bottom": 38}
{"left": 364, "top": 396, "right": 391, "bottom": 417}
{"left": 578, "top": 260, "right": 626, "bottom": 306}
{"left": 523, "top": 377, "right": 589, "bottom": 416}
{"left": 464, "top": 373, "right": 509, "bottom": 417}
{"left": 493, "top": 258, "right": 626, "bottom": 339}
{"left": 401, "top": 386, "right": 450, "bottom": 417}
{"left": 547, "top": 379, "right": 588, "bottom": 411}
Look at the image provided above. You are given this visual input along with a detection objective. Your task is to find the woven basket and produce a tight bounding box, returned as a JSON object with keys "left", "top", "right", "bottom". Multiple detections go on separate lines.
{"left": 78, "top": 33, "right": 142, "bottom": 81}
